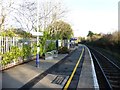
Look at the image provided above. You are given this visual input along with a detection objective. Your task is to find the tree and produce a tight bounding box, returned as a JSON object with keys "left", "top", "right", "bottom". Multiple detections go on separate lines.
{"left": 0, "top": 28, "right": 15, "bottom": 37}
{"left": 0, "top": 0, "right": 67, "bottom": 33}
{"left": 39, "top": 30, "right": 49, "bottom": 57}
{"left": 87, "top": 31, "right": 102, "bottom": 41}
{"left": 12, "top": 0, "right": 67, "bottom": 32}
{"left": 112, "top": 31, "right": 120, "bottom": 44}
{"left": 0, "top": 0, "right": 15, "bottom": 31}
{"left": 87, "top": 31, "right": 94, "bottom": 37}
{"left": 47, "top": 20, "right": 73, "bottom": 40}
{"left": 38, "top": 0, "right": 67, "bottom": 30}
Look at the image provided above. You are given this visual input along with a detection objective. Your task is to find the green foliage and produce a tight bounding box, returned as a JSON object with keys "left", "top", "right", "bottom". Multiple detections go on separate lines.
{"left": 1, "top": 52, "right": 12, "bottom": 65}
{"left": 46, "top": 41, "right": 56, "bottom": 52}
{"left": 0, "top": 28, "right": 32, "bottom": 38}
{"left": 0, "top": 29, "right": 15, "bottom": 37}
{"left": 87, "top": 31, "right": 94, "bottom": 37}
{"left": 58, "top": 46, "right": 69, "bottom": 54}
{"left": 34, "top": 21, "right": 73, "bottom": 57}
{"left": 22, "top": 44, "right": 31, "bottom": 60}
{"left": 31, "top": 31, "right": 50, "bottom": 57}
{"left": 39, "top": 30, "right": 51, "bottom": 56}
{"left": 0, "top": 44, "right": 32, "bottom": 66}
{"left": 39, "top": 31, "right": 47, "bottom": 57}
{"left": 47, "top": 20, "right": 73, "bottom": 40}
{"left": 86, "top": 30, "right": 103, "bottom": 42}
{"left": 10, "top": 46, "right": 23, "bottom": 60}
{"left": 0, "top": 52, "right": 2, "bottom": 56}
{"left": 85, "top": 31, "right": 120, "bottom": 54}
{"left": 39, "top": 40, "right": 46, "bottom": 57}
{"left": 31, "top": 43, "right": 37, "bottom": 56}
{"left": 14, "top": 28, "right": 32, "bottom": 38}
{"left": 0, "top": 46, "right": 22, "bottom": 66}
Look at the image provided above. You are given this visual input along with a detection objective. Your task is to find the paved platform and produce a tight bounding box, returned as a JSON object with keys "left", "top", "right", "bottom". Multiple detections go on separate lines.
{"left": 2, "top": 45, "right": 99, "bottom": 89}
{"left": 32, "top": 74, "right": 69, "bottom": 89}
{"left": 2, "top": 54, "right": 68, "bottom": 88}
{"left": 77, "top": 45, "right": 99, "bottom": 89}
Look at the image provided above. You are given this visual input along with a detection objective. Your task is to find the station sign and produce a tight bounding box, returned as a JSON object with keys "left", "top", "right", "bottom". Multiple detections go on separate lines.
{"left": 30, "top": 31, "right": 43, "bottom": 36}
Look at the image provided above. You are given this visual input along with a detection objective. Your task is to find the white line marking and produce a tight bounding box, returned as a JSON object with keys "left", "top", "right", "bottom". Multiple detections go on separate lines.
{"left": 84, "top": 45, "right": 99, "bottom": 90}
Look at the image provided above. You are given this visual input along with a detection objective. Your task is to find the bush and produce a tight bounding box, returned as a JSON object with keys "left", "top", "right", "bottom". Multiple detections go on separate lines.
{"left": 31, "top": 43, "right": 37, "bottom": 56}
{"left": 0, "top": 46, "right": 22, "bottom": 66}
{"left": 22, "top": 44, "right": 31, "bottom": 60}
{"left": 58, "top": 47, "right": 69, "bottom": 54}
{"left": 46, "top": 41, "right": 56, "bottom": 52}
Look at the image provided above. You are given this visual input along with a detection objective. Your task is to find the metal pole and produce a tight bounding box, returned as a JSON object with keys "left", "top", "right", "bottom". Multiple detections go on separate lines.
{"left": 36, "top": 0, "right": 40, "bottom": 68}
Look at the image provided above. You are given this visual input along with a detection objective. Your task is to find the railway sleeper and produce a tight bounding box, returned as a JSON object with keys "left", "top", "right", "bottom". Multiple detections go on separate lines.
{"left": 111, "top": 84, "right": 120, "bottom": 88}
{"left": 109, "top": 80, "right": 120, "bottom": 85}
{"left": 105, "top": 72, "right": 120, "bottom": 76}
{"left": 103, "top": 70, "right": 119, "bottom": 73}
{"left": 107, "top": 76, "right": 120, "bottom": 80}
{"left": 102, "top": 68, "right": 119, "bottom": 71}
{"left": 99, "top": 65, "right": 119, "bottom": 69}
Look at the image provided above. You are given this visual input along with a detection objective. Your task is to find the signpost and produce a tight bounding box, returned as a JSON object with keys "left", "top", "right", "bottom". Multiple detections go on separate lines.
{"left": 30, "top": 0, "right": 43, "bottom": 68}
{"left": 36, "top": 0, "right": 40, "bottom": 68}
{"left": 30, "top": 31, "right": 43, "bottom": 36}
{"left": 30, "top": 31, "right": 43, "bottom": 68}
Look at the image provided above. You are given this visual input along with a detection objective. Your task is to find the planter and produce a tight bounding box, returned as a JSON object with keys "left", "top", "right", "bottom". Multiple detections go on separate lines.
{"left": 45, "top": 52, "right": 53, "bottom": 60}
{"left": 18, "top": 57, "right": 23, "bottom": 63}
{"left": 45, "top": 50, "right": 58, "bottom": 60}
{"left": 52, "top": 50, "right": 58, "bottom": 58}
{"left": 39, "top": 56, "right": 45, "bottom": 60}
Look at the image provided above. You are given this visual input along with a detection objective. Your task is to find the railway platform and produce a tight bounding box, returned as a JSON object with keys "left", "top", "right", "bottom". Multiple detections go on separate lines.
{"left": 2, "top": 54, "right": 68, "bottom": 89}
{"left": 77, "top": 45, "right": 99, "bottom": 89}
{"left": 1, "top": 45, "right": 99, "bottom": 89}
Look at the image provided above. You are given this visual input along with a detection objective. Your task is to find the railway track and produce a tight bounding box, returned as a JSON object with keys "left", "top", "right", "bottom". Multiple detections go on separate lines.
{"left": 89, "top": 47, "right": 120, "bottom": 89}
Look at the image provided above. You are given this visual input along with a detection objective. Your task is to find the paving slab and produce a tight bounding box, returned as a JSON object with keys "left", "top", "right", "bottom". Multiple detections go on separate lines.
{"left": 2, "top": 54, "right": 68, "bottom": 89}
{"left": 0, "top": 71, "right": 2, "bottom": 90}
{"left": 32, "top": 74, "right": 69, "bottom": 88}
{"left": 2, "top": 45, "right": 99, "bottom": 89}
{"left": 77, "top": 45, "right": 99, "bottom": 89}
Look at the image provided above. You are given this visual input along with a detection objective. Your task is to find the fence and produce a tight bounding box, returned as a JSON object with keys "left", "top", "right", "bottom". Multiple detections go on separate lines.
{"left": 0, "top": 36, "right": 37, "bottom": 54}
{"left": 0, "top": 36, "right": 37, "bottom": 70}
{"left": 0, "top": 37, "right": 73, "bottom": 70}
{"left": 0, "top": 36, "right": 22, "bottom": 54}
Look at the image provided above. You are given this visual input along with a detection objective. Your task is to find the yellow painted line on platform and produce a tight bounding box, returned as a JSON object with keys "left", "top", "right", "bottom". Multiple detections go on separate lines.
{"left": 63, "top": 48, "right": 84, "bottom": 90}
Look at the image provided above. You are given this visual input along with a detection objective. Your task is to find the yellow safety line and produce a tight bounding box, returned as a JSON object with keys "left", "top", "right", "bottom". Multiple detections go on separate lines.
{"left": 63, "top": 48, "right": 84, "bottom": 90}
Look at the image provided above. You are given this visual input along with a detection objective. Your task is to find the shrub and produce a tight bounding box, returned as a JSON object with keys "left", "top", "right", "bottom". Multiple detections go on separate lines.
{"left": 22, "top": 44, "right": 31, "bottom": 60}
{"left": 0, "top": 46, "right": 22, "bottom": 66}
{"left": 31, "top": 43, "right": 37, "bottom": 56}
{"left": 58, "top": 47, "right": 69, "bottom": 54}
{"left": 46, "top": 41, "right": 56, "bottom": 52}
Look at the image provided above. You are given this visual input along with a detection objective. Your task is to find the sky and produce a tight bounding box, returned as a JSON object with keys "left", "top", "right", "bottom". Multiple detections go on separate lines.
{"left": 1, "top": 0, "right": 119, "bottom": 37}
{"left": 62, "top": 0, "right": 119, "bottom": 37}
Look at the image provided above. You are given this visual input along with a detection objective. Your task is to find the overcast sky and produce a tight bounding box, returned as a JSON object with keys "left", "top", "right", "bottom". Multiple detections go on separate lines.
{"left": 63, "top": 0, "right": 119, "bottom": 37}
